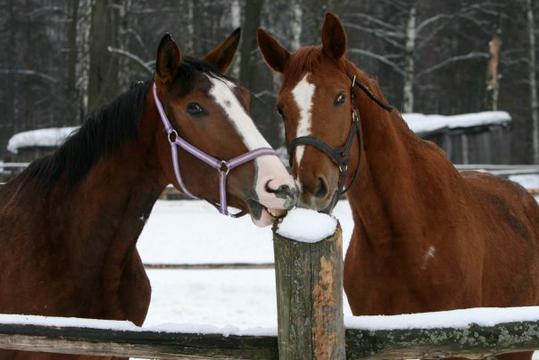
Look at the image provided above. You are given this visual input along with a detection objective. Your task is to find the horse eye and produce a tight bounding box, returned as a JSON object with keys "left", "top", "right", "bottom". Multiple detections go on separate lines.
{"left": 277, "top": 106, "right": 286, "bottom": 120}
{"left": 186, "top": 102, "right": 206, "bottom": 116}
{"left": 335, "top": 92, "right": 346, "bottom": 105}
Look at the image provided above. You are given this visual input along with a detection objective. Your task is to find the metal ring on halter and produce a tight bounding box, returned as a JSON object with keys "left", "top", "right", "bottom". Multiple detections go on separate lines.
{"left": 168, "top": 130, "right": 178, "bottom": 144}
{"left": 352, "top": 110, "right": 359, "bottom": 123}
{"left": 219, "top": 160, "right": 231, "bottom": 175}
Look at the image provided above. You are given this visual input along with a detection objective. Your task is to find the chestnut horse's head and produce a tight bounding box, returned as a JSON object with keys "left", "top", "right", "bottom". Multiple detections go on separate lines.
{"left": 257, "top": 13, "right": 359, "bottom": 213}
{"left": 153, "top": 30, "right": 297, "bottom": 226}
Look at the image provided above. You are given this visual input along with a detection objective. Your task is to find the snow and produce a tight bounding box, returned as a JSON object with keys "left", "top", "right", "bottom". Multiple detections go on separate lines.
{"left": 402, "top": 111, "right": 511, "bottom": 135}
{"left": 275, "top": 208, "right": 337, "bottom": 243}
{"left": 7, "top": 126, "right": 79, "bottom": 154}
{"left": 144, "top": 269, "right": 278, "bottom": 336}
{"left": 144, "top": 269, "right": 539, "bottom": 336}
{"left": 0, "top": 314, "right": 138, "bottom": 332}
{"left": 137, "top": 200, "right": 354, "bottom": 264}
{"left": 510, "top": 174, "right": 539, "bottom": 190}
{"left": 345, "top": 307, "right": 539, "bottom": 331}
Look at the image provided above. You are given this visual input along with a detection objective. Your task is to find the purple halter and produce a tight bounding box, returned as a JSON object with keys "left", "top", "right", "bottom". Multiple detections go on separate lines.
{"left": 152, "top": 83, "right": 278, "bottom": 216}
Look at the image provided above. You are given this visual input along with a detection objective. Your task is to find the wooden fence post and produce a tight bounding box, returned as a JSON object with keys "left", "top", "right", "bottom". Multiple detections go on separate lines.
{"left": 273, "top": 210, "right": 346, "bottom": 360}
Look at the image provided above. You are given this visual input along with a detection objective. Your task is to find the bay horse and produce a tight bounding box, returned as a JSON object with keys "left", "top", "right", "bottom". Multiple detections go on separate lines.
{"left": 258, "top": 13, "right": 539, "bottom": 360}
{"left": 0, "top": 29, "right": 296, "bottom": 359}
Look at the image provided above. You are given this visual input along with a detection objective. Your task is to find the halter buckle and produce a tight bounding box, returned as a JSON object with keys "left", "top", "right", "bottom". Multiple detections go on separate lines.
{"left": 168, "top": 130, "right": 178, "bottom": 144}
{"left": 219, "top": 160, "right": 231, "bottom": 175}
{"left": 339, "top": 164, "right": 348, "bottom": 173}
{"left": 352, "top": 110, "right": 359, "bottom": 123}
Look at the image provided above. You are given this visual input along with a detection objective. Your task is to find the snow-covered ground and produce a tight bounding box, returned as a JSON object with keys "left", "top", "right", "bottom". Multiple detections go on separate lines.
{"left": 137, "top": 200, "right": 355, "bottom": 265}
{"left": 140, "top": 172, "right": 539, "bottom": 334}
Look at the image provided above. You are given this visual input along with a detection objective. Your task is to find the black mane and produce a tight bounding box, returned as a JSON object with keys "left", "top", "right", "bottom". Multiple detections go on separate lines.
{"left": 18, "top": 57, "right": 231, "bottom": 191}
{"left": 21, "top": 80, "right": 151, "bottom": 191}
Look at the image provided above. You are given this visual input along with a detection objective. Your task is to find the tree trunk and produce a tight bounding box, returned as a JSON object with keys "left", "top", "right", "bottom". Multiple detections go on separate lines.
{"left": 239, "top": 0, "right": 264, "bottom": 88}
{"left": 402, "top": 3, "right": 416, "bottom": 113}
{"left": 527, "top": 0, "right": 539, "bottom": 164}
{"left": 7, "top": 0, "right": 17, "bottom": 135}
{"left": 88, "top": 0, "right": 119, "bottom": 113}
{"left": 115, "top": 0, "right": 130, "bottom": 91}
{"left": 229, "top": 0, "right": 242, "bottom": 78}
{"left": 291, "top": 0, "right": 303, "bottom": 50}
{"left": 66, "top": 0, "right": 79, "bottom": 125}
{"left": 23, "top": 0, "right": 33, "bottom": 130}
{"left": 77, "top": 0, "right": 94, "bottom": 121}
{"left": 484, "top": 31, "right": 502, "bottom": 111}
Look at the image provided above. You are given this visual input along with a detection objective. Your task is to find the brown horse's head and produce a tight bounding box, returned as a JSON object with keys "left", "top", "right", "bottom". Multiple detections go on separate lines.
{"left": 257, "top": 13, "right": 357, "bottom": 212}
{"left": 154, "top": 30, "right": 297, "bottom": 226}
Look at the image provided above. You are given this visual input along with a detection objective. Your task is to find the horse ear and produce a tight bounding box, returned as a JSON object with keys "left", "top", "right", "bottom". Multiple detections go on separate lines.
{"left": 321, "top": 13, "right": 347, "bottom": 60}
{"left": 257, "top": 28, "right": 290, "bottom": 73}
{"left": 156, "top": 33, "right": 181, "bottom": 84}
{"left": 204, "top": 28, "right": 241, "bottom": 73}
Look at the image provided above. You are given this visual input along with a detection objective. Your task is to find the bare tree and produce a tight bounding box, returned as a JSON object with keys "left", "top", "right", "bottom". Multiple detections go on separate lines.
{"left": 239, "top": 0, "right": 264, "bottom": 87}
{"left": 527, "top": 0, "right": 539, "bottom": 163}
{"left": 345, "top": 0, "right": 493, "bottom": 113}
{"left": 484, "top": 30, "right": 502, "bottom": 111}
{"left": 76, "top": 0, "right": 94, "bottom": 121}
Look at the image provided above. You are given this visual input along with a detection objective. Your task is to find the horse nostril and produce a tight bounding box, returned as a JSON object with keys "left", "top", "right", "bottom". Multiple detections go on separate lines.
{"left": 265, "top": 183, "right": 298, "bottom": 202}
{"left": 315, "top": 177, "right": 328, "bottom": 198}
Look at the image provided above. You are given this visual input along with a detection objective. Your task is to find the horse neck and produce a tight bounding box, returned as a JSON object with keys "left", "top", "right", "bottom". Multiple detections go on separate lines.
{"left": 51, "top": 94, "right": 167, "bottom": 260}
{"left": 346, "top": 71, "right": 464, "bottom": 252}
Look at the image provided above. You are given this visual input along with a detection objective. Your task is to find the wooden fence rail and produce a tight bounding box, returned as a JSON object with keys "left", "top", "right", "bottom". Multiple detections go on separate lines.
{"left": 0, "top": 322, "right": 277, "bottom": 359}
{"left": 1, "top": 317, "right": 539, "bottom": 359}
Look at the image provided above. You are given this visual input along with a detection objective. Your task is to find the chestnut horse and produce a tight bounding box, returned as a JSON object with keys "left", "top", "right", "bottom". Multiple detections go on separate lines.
{"left": 0, "top": 30, "right": 296, "bottom": 359}
{"left": 258, "top": 13, "right": 539, "bottom": 360}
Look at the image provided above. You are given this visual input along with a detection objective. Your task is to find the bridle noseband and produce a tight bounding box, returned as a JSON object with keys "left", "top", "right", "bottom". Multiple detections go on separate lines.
{"left": 153, "top": 83, "right": 278, "bottom": 217}
{"left": 287, "top": 75, "right": 393, "bottom": 208}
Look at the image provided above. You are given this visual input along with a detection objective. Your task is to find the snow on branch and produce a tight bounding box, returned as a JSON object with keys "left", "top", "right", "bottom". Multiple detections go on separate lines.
{"left": 344, "top": 23, "right": 406, "bottom": 50}
{"left": 0, "top": 69, "right": 58, "bottom": 84}
{"left": 343, "top": 13, "right": 399, "bottom": 31}
{"left": 106, "top": 47, "right": 153, "bottom": 75}
{"left": 345, "top": 23, "right": 405, "bottom": 40}
{"left": 416, "top": 52, "right": 489, "bottom": 79}
{"left": 348, "top": 48, "right": 405, "bottom": 76}
{"left": 415, "top": 13, "right": 453, "bottom": 34}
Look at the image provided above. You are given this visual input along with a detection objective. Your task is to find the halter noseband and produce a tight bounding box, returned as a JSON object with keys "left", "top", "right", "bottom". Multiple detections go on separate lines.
{"left": 287, "top": 75, "right": 393, "bottom": 208}
{"left": 153, "top": 83, "right": 278, "bottom": 217}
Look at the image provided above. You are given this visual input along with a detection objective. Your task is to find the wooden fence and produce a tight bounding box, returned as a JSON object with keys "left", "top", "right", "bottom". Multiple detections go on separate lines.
{"left": 1, "top": 215, "right": 539, "bottom": 359}
{"left": 1, "top": 317, "right": 539, "bottom": 359}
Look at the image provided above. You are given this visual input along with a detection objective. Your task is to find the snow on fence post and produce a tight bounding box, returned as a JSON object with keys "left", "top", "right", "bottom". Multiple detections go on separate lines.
{"left": 273, "top": 209, "right": 345, "bottom": 360}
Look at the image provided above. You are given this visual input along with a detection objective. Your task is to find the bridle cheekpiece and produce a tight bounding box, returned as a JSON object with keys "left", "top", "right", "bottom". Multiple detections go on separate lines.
{"left": 152, "top": 82, "right": 278, "bottom": 217}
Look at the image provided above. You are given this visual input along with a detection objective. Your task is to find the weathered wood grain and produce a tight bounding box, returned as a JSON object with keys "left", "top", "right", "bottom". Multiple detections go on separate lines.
{"left": 0, "top": 323, "right": 277, "bottom": 359}
{"left": 273, "top": 222, "right": 346, "bottom": 360}
{"left": 345, "top": 321, "right": 539, "bottom": 359}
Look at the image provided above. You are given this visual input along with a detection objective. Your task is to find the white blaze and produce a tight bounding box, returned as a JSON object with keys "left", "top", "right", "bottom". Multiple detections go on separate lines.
{"left": 208, "top": 75, "right": 270, "bottom": 151}
{"left": 207, "top": 75, "right": 295, "bottom": 218}
{"left": 291, "top": 74, "right": 315, "bottom": 168}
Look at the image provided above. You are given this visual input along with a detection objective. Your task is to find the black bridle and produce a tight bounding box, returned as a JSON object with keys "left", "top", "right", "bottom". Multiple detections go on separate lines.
{"left": 287, "top": 75, "right": 394, "bottom": 208}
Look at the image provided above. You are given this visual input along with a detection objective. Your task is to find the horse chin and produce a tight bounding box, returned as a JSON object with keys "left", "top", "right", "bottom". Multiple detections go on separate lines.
{"left": 298, "top": 190, "right": 338, "bottom": 214}
{"left": 247, "top": 199, "right": 287, "bottom": 227}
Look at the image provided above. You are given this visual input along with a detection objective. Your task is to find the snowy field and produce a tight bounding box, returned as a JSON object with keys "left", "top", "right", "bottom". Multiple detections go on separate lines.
{"left": 138, "top": 174, "right": 539, "bottom": 335}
